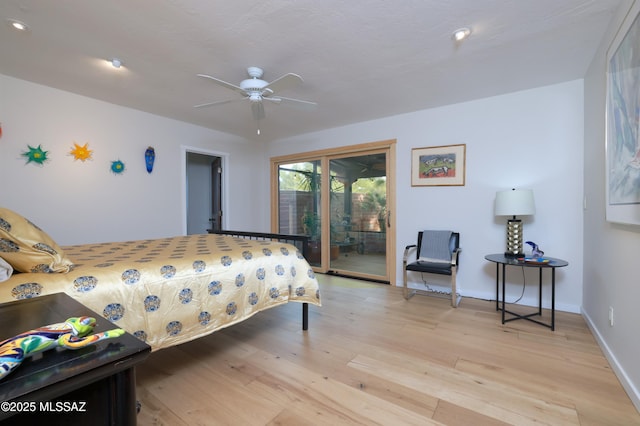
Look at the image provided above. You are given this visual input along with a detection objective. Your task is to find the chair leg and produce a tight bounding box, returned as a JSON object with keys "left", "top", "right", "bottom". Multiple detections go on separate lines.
{"left": 403, "top": 263, "right": 409, "bottom": 300}
{"left": 451, "top": 266, "right": 458, "bottom": 307}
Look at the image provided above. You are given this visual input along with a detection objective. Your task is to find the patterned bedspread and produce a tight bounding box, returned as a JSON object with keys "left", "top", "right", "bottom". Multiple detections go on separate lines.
{"left": 0, "top": 234, "right": 321, "bottom": 351}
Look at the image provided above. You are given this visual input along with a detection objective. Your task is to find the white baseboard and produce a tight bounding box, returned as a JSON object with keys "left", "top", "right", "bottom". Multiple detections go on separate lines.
{"left": 582, "top": 309, "right": 640, "bottom": 412}
{"left": 401, "top": 283, "right": 581, "bottom": 313}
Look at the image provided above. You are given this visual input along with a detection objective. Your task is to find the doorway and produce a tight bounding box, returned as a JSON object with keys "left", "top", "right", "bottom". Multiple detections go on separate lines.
{"left": 185, "top": 151, "right": 223, "bottom": 234}
{"left": 271, "top": 140, "right": 396, "bottom": 284}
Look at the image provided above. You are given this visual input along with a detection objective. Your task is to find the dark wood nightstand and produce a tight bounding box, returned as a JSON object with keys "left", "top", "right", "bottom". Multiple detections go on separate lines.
{"left": 0, "top": 292, "right": 150, "bottom": 425}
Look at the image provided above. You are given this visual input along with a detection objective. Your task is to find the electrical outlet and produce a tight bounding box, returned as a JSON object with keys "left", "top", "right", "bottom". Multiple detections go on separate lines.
{"left": 609, "top": 306, "right": 614, "bottom": 327}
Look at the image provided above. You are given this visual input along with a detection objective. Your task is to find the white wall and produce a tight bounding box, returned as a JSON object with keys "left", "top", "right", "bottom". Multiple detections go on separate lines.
{"left": 0, "top": 75, "right": 265, "bottom": 245}
{"left": 268, "top": 80, "right": 585, "bottom": 313}
{"left": 583, "top": 1, "right": 640, "bottom": 410}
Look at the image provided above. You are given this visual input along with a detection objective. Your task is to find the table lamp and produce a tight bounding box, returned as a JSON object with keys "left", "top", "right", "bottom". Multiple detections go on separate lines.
{"left": 494, "top": 188, "right": 535, "bottom": 257}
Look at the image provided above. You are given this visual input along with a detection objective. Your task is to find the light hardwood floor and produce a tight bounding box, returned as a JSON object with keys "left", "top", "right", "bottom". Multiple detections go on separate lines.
{"left": 135, "top": 275, "right": 639, "bottom": 425}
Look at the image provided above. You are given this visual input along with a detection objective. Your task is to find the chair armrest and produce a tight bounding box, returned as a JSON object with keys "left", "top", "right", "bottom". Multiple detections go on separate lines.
{"left": 451, "top": 248, "right": 461, "bottom": 267}
{"left": 403, "top": 244, "right": 417, "bottom": 263}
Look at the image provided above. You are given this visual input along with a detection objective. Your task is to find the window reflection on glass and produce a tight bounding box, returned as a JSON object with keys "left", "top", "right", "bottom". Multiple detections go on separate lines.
{"left": 278, "top": 160, "right": 322, "bottom": 266}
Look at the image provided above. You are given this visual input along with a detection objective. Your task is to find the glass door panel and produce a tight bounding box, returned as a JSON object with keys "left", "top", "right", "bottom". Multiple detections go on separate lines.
{"left": 329, "top": 153, "right": 388, "bottom": 280}
{"left": 277, "top": 160, "right": 322, "bottom": 267}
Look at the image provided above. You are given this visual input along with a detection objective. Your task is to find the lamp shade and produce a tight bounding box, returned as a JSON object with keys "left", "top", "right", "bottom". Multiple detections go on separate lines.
{"left": 494, "top": 189, "right": 535, "bottom": 216}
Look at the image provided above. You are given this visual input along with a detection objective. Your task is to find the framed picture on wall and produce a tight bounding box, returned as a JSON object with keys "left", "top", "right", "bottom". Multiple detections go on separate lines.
{"left": 605, "top": 2, "right": 640, "bottom": 225}
{"left": 411, "top": 144, "right": 466, "bottom": 187}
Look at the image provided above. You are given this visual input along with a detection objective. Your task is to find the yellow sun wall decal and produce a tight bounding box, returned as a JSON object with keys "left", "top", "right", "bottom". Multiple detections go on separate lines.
{"left": 70, "top": 142, "right": 93, "bottom": 161}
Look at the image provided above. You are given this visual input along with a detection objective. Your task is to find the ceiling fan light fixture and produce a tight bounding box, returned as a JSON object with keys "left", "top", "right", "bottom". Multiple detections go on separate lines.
{"left": 452, "top": 27, "right": 471, "bottom": 41}
{"left": 240, "top": 78, "right": 268, "bottom": 91}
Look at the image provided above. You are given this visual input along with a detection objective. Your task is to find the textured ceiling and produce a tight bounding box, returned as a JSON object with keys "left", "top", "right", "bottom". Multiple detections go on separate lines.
{"left": 0, "top": 0, "right": 628, "bottom": 142}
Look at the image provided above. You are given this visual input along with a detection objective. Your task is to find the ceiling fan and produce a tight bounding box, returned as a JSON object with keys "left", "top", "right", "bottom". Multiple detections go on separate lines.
{"left": 194, "top": 66, "right": 317, "bottom": 132}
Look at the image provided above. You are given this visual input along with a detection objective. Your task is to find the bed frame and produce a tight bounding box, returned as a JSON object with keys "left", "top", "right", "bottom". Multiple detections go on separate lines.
{"left": 207, "top": 230, "right": 311, "bottom": 330}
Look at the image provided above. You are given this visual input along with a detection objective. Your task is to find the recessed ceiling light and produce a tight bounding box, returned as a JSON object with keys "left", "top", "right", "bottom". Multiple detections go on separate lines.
{"left": 7, "top": 19, "right": 29, "bottom": 32}
{"left": 110, "top": 58, "right": 123, "bottom": 69}
{"left": 452, "top": 27, "right": 471, "bottom": 41}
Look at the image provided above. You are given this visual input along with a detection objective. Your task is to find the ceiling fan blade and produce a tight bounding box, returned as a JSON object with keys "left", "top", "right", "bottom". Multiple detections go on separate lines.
{"left": 193, "top": 97, "right": 246, "bottom": 108}
{"left": 264, "top": 73, "right": 303, "bottom": 94}
{"left": 197, "top": 74, "right": 245, "bottom": 95}
{"left": 252, "top": 102, "right": 265, "bottom": 121}
{"left": 274, "top": 96, "right": 318, "bottom": 109}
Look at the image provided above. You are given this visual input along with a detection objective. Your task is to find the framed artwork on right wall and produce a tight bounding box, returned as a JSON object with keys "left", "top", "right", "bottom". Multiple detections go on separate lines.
{"left": 606, "top": 2, "right": 640, "bottom": 225}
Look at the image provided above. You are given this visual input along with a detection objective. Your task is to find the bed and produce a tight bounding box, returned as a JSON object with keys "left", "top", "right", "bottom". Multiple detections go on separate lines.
{"left": 0, "top": 207, "right": 321, "bottom": 351}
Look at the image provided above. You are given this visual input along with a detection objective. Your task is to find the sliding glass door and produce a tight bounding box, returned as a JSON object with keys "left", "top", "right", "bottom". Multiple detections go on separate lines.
{"left": 272, "top": 140, "right": 395, "bottom": 284}
{"left": 329, "top": 152, "right": 388, "bottom": 279}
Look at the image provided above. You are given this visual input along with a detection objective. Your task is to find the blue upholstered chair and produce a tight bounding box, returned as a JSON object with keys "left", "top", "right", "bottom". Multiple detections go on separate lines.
{"left": 403, "top": 231, "right": 461, "bottom": 307}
